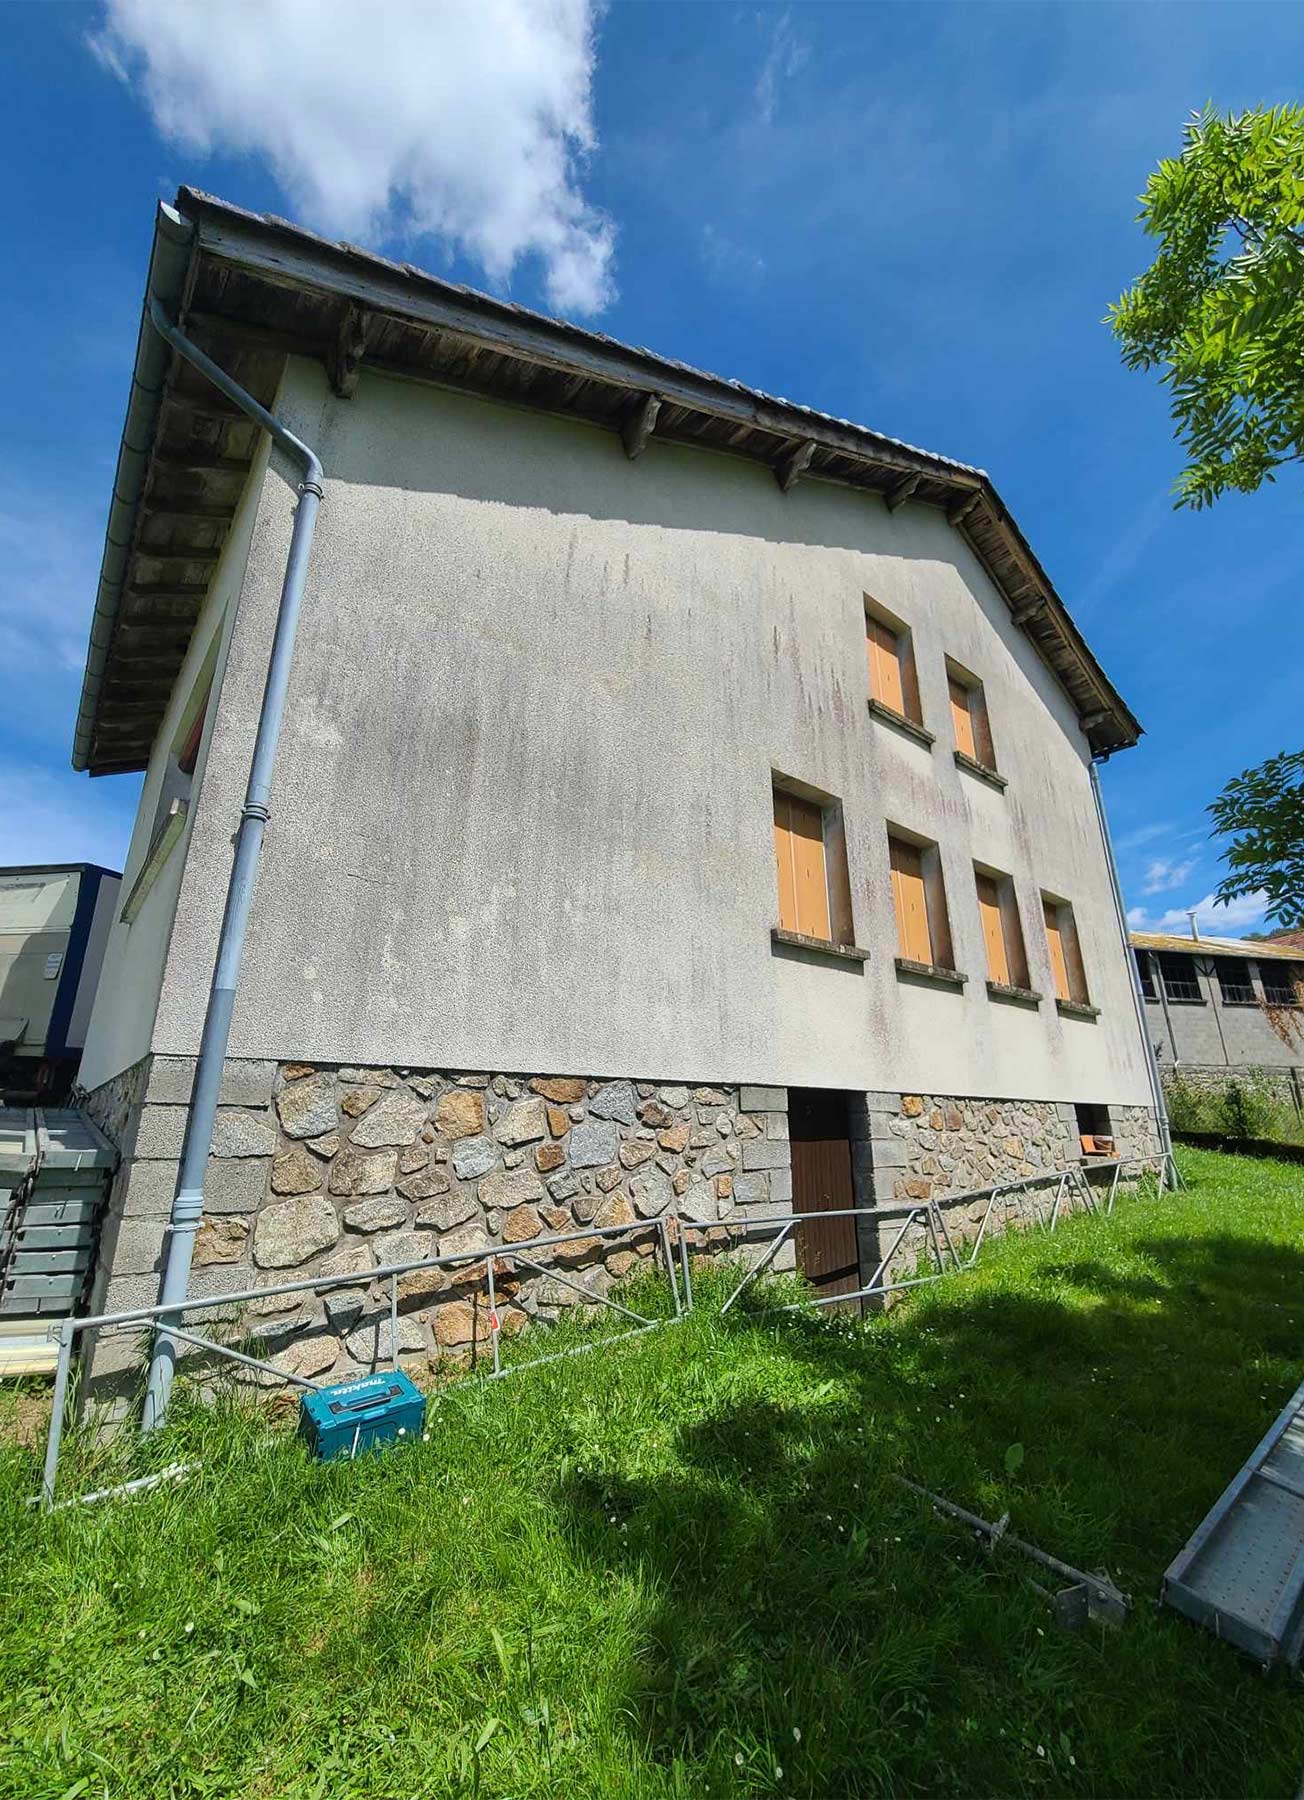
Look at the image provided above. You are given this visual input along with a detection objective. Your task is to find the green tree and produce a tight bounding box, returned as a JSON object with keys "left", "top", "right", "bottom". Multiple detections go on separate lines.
{"left": 1110, "top": 105, "right": 1304, "bottom": 508}
{"left": 1209, "top": 750, "right": 1304, "bottom": 928}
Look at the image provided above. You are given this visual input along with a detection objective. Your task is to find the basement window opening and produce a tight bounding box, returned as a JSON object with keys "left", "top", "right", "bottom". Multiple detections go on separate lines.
{"left": 1074, "top": 1101, "right": 1114, "bottom": 1156}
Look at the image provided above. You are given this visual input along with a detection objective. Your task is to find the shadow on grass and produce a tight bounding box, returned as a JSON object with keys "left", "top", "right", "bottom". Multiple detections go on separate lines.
{"left": 551, "top": 1224, "right": 1304, "bottom": 1797}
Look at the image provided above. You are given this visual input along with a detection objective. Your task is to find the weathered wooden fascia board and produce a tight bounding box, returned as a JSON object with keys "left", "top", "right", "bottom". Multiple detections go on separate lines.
{"left": 190, "top": 216, "right": 958, "bottom": 487}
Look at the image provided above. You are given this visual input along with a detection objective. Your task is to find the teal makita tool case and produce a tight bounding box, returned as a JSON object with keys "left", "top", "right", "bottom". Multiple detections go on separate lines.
{"left": 298, "top": 1370, "right": 426, "bottom": 1461}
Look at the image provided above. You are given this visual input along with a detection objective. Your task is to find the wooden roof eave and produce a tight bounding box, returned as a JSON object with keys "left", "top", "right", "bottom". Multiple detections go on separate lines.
{"left": 76, "top": 188, "right": 1141, "bottom": 771}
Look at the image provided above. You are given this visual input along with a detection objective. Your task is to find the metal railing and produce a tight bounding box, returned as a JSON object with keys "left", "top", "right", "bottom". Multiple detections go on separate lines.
{"left": 30, "top": 1151, "right": 1180, "bottom": 1509}
{"left": 680, "top": 1157, "right": 1174, "bottom": 1319}
{"left": 36, "top": 1214, "right": 683, "bottom": 1509}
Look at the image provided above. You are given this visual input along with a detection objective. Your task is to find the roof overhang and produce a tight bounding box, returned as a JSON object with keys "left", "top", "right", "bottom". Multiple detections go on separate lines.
{"left": 74, "top": 186, "right": 1143, "bottom": 775}
{"left": 1130, "top": 931, "right": 1302, "bottom": 963}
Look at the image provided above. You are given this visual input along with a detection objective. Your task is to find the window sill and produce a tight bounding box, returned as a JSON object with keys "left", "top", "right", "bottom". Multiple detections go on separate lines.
{"left": 895, "top": 957, "right": 967, "bottom": 989}
{"left": 1056, "top": 998, "right": 1100, "bottom": 1021}
{"left": 867, "top": 697, "right": 935, "bottom": 749}
{"left": 1220, "top": 998, "right": 1260, "bottom": 1008}
{"left": 953, "top": 749, "right": 1008, "bottom": 791}
{"left": 1162, "top": 997, "right": 1205, "bottom": 1007}
{"left": 771, "top": 927, "right": 870, "bottom": 965}
{"left": 986, "top": 979, "right": 1043, "bottom": 1007}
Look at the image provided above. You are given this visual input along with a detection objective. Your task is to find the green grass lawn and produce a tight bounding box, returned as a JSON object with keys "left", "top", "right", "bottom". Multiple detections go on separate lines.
{"left": 2, "top": 1147, "right": 1304, "bottom": 1799}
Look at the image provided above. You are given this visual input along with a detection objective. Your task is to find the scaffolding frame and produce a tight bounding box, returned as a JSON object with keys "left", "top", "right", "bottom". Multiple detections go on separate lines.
{"left": 30, "top": 1150, "right": 1181, "bottom": 1510}
{"left": 686, "top": 1154, "right": 1179, "bottom": 1320}
{"left": 36, "top": 1214, "right": 682, "bottom": 1510}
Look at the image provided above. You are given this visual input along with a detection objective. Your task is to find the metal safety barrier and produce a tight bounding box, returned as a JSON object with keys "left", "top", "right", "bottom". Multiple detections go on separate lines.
{"left": 30, "top": 1151, "right": 1180, "bottom": 1510}
{"left": 35, "top": 1214, "right": 683, "bottom": 1510}
{"left": 678, "top": 1154, "right": 1178, "bottom": 1319}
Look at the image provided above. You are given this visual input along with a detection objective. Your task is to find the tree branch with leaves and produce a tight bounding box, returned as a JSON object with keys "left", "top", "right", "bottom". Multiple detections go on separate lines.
{"left": 1110, "top": 105, "right": 1304, "bottom": 508}
{"left": 1209, "top": 749, "right": 1304, "bottom": 928}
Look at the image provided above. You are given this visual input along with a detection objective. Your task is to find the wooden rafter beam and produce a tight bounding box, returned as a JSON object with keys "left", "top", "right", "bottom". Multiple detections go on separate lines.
{"left": 1011, "top": 598, "right": 1047, "bottom": 625}
{"left": 329, "top": 302, "right": 374, "bottom": 398}
{"left": 621, "top": 393, "right": 662, "bottom": 461}
{"left": 947, "top": 492, "right": 982, "bottom": 528}
{"left": 885, "top": 472, "right": 921, "bottom": 513}
{"left": 776, "top": 439, "right": 816, "bottom": 492}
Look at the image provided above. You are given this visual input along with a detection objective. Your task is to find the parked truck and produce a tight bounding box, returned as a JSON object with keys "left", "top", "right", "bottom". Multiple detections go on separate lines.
{"left": 0, "top": 864, "right": 121, "bottom": 1104}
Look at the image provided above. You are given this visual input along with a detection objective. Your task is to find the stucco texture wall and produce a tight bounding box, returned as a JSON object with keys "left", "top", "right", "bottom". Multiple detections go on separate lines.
{"left": 147, "top": 360, "right": 1151, "bottom": 1109}
{"left": 79, "top": 436, "right": 270, "bottom": 1092}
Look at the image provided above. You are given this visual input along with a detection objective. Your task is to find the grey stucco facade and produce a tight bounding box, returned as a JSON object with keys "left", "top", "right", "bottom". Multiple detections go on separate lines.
{"left": 1132, "top": 937, "right": 1304, "bottom": 1115}
{"left": 74, "top": 235, "right": 1161, "bottom": 1346}
{"left": 83, "top": 361, "right": 1154, "bottom": 1110}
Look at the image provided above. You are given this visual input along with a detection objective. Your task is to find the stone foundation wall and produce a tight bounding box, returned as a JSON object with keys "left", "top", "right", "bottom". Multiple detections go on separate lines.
{"left": 1162, "top": 1064, "right": 1303, "bottom": 1107}
{"left": 82, "top": 1058, "right": 792, "bottom": 1391}
{"left": 81, "top": 1057, "right": 1161, "bottom": 1387}
{"left": 850, "top": 1092, "right": 1159, "bottom": 1206}
{"left": 848, "top": 1091, "right": 1161, "bottom": 1293}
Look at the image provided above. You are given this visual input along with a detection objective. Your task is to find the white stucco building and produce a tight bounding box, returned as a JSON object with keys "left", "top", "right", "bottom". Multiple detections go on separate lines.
{"left": 71, "top": 192, "right": 1161, "bottom": 1367}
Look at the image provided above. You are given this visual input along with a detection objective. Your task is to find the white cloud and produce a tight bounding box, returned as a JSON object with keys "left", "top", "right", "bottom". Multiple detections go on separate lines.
{"left": 1141, "top": 856, "right": 1196, "bottom": 895}
{"left": 1114, "top": 819, "right": 1175, "bottom": 855}
{"left": 1128, "top": 890, "right": 1270, "bottom": 937}
{"left": 91, "top": 0, "right": 616, "bottom": 314}
{"left": 0, "top": 762, "right": 140, "bottom": 871}
{"left": 754, "top": 10, "right": 808, "bottom": 127}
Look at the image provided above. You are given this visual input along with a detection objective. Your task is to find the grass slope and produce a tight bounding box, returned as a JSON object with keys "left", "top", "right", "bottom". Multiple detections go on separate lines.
{"left": 2, "top": 1148, "right": 1303, "bottom": 1798}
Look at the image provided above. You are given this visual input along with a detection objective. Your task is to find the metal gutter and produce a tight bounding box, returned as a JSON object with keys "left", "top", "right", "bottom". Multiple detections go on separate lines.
{"left": 71, "top": 204, "right": 195, "bottom": 774}
{"left": 1091, "top": 759, "right": 1174, "bottom": 1165}
{"left": 140, "top": 301, "right": 324, "bottom": 1433}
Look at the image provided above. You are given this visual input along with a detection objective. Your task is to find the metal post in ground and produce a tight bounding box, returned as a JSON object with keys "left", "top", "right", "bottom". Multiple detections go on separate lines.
{"left": 486, "top": 1256, "right": 501, "bottom": 1377}
{"left": 41, "top": 1318, "right": 75, "bottom": 1511}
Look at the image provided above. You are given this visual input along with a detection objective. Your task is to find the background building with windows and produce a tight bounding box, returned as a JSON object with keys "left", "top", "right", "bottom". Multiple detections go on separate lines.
{"left": 1131, "top": 930, "right": 1304, "bottom": 1111}
{"left": 70, "top": 191, "right": 1161, "bottom": 1381}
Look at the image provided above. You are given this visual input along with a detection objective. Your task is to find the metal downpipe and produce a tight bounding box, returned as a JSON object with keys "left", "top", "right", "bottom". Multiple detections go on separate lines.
{"left": 142, "top": 298, "right": 324, "bottom": 1433}
{"left": 1090, "top": 757, "right": 1175, "bottom": 1166}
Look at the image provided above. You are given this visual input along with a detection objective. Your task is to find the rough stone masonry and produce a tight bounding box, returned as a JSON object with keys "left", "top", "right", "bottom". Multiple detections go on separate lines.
{"left": 82, "top": 1058, "right": 792, "bottom": 1389}
{"left": 79, "top": 1049, "right": 1160, "bottom": 1397}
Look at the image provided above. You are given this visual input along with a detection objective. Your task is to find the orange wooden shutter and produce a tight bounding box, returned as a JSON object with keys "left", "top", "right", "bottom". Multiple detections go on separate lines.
{"left": 949, "top": 676, "right": 976, "bottom": 760}
{"left": 890, "top": 837, "right": 932, "bottom": 964}
{"left": 1043, "top": 899, "right": 1070, "bottom": 1001}
{"left": 773, "top": 789, "right": 798, "bottom": 932}
{"left": 976, "top": 873, "right": 1009, "bottom": 984}
{"left": 867, "top": 618, "right": 905, "bottom": 715}
{"left": 774, "top": 789, "right": 830, "bottom": 939}
{"left": 789, "top": 793, "right": 830, "bottom": 939}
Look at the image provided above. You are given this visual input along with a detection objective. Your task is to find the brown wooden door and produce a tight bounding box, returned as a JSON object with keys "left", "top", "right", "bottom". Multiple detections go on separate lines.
{"left": 789, "top": 1089, "right": 860, "bottom": 1301}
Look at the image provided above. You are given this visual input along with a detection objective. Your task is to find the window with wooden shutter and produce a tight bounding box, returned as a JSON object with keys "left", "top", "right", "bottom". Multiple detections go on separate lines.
{"left": 977, "top": 873, "right": 1009, "bottom": 984}
{"left": 976, "top": 868, "right": 1029, "bottom": 989}
{"left": 949, "top": 676, "right": 977, "bottom": 762}
{"left": 1043, "top": 895, "right": 1089, "bottom": 1004}
{"left": 947, "top": 661, "right": 996, "bottom": 769}
{"left": 890, "top": 836, "right": 932, "bottom": 964}
{"left": 866, "top": 605, "right": 923, "bottom": 724}
{"left": 773, "top": 787, "right": 831, "bottom": 942}
{"left": 1043, "top": 899, "right": 1070, "bottom": 1000}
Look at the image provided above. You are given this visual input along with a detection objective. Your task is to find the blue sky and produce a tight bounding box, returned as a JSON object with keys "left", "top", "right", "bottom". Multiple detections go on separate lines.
{"left": 4, "top": 1, "right": 1302, "bottom": 935}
